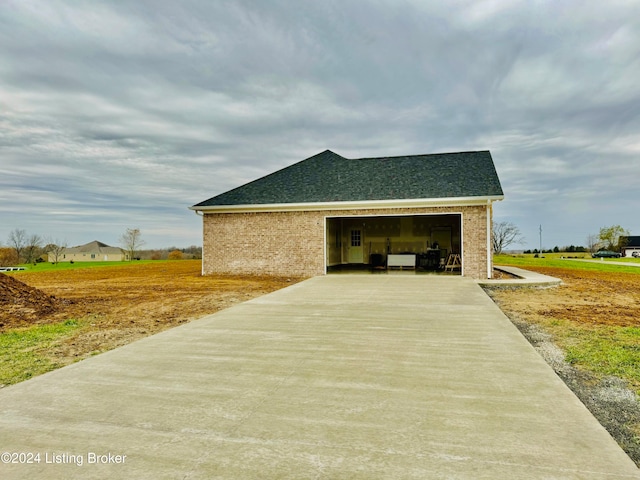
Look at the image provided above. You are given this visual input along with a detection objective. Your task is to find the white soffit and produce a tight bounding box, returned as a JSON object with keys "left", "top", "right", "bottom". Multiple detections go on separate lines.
{"left": 190, "top": 196, "right": 504, "bottom": 214}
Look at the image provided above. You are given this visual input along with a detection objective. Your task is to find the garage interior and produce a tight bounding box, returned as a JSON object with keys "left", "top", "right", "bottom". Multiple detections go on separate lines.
{"left": 326, "top": 214, "right": 462, "bottom": 274}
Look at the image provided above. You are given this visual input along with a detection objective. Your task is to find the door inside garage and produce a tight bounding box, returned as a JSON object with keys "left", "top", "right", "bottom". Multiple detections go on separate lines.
{"left": 326, "top": 214, "right": 462, "bottom": 274}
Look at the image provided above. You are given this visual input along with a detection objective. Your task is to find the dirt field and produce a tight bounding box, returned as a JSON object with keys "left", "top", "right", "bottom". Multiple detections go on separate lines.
{"left": 489, "top": 266, "right": 640, "bottom": 328}
{"left": 1, "top": 260, "right": 301, "bottom": 361}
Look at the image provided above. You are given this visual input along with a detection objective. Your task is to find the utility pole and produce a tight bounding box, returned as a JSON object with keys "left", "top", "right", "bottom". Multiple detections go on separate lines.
{"left": 539, "top": 224, "right": 543, "bottom": 254}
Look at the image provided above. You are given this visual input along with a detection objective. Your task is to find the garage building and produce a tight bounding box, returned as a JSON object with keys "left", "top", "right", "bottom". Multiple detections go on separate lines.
{"left": 190, "top": 150, "right": 504, "bottom": 279}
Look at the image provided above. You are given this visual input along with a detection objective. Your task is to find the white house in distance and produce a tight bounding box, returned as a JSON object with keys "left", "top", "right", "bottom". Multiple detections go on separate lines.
{"left": 53, "top": 240, "right": 129, "bottom": 262}
{"left": 190, "top": 150, "right": 504, "bottom": 279}
{"left": 621, "top": 236, "right": 640, "bottom": 257}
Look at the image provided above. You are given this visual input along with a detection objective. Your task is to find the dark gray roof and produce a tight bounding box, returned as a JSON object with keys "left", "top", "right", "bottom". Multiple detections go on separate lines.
{"left": 622, "top": 236, "right": 640, "bottom": 247}
{"left": 193, "top": 150, "right": 503, "bottom": 207}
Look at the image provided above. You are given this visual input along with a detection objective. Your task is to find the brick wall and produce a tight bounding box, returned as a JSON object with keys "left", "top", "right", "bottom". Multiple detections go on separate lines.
{"left": 202, "top": 205, "right": 492, "bottom": 279}
{"left": 461, "top": 205, "right": 490, "bottom": 279}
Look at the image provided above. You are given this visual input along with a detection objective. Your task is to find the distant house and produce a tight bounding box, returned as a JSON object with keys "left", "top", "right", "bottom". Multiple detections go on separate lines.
{"left": 620, "top": 236, "right": 640, "bottom": 257}
{"left": 55, "top": 241, "right": 129, "bottom": 262}
{"left": 190, "top": 149, "right": 504, "bottom": 279}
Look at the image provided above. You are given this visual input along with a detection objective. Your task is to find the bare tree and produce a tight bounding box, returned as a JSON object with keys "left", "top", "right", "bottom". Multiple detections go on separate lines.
{"left": 120, "top": 228, "right": 145, "bottom": 261}
{"left": 45, "top": 238, "right": 68, "bottom": 264}
{"left": 586, "top": 233, "right": 601, "bottom": 254}
{"left": 7, "top": 228, "right": 27, "bottom": 263}
{"left": 492, "top": 221, "right": 525, "bottom": 254}
{"left": 23, "top": 233, "right": 43, "bottom": 264}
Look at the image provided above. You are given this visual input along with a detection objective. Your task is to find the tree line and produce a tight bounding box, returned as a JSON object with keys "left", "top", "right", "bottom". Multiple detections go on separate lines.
{"left": 492, "top": 222, "right": 631, "bottom": 254}
{"left": 0, "top": 229, "right": 51, "bottom": 265}
{"left": 523, "top": 246, "right": 588, "bottom": 254}
{"left": 0, "top": 228, "right": 201, "bottom": 266}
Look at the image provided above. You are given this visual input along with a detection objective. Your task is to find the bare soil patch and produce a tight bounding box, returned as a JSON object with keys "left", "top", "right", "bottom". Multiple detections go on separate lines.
{"left": 488, "top": 266, "right": 640, "bottom": 328}
{"left": 491, "top": 268, "right": 520, "bottom": 280}
{"left": 0, "top": 273, "right": 63, "bottom": 326}
{"left": 1, "top": 261, "right": 301, "bottom": 361}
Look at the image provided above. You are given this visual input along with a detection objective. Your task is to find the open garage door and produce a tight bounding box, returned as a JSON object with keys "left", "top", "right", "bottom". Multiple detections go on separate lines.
{"left": 325, "top": 214, "right": 462, "bottom": 274}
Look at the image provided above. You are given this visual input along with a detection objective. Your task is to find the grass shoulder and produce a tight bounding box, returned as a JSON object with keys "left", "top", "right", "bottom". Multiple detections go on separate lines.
{"left": 0, "top": 319, "right": 86, "bottom": 386}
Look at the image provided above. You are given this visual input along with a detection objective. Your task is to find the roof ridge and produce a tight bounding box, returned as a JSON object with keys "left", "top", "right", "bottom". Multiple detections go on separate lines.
{"left": 69, "top": 240, "right": 113, "bottom": 249}
{"left": 353, "top": 150, "right": 490, "bottom": 161}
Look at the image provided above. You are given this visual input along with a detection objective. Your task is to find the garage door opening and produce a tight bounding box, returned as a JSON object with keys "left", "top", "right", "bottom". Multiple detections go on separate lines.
{"left": 326, "top": 214, "right": 462, "bottom": 275}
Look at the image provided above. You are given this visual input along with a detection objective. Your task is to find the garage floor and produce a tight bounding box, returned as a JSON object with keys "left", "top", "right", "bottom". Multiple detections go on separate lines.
{"left": 0, "top": 276, "right": 637, "bottom": 479}
{"left": 327, "top": 264, "right": 461, "bottom": 275}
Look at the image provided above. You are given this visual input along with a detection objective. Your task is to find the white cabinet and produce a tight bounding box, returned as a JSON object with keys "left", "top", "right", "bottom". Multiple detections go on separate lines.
{"left": 387, "top": 254, "right": 416, "bottom": 268}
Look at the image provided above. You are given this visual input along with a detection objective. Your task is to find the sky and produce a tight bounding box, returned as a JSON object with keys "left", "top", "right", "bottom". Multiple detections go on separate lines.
{"left": 1, "top": 0, "right": 639, "bottom": 251}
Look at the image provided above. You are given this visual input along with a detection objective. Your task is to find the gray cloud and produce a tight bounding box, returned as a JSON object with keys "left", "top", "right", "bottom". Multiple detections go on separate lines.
{"left": 1, "top": 0, "right": 639, "bottom": 249}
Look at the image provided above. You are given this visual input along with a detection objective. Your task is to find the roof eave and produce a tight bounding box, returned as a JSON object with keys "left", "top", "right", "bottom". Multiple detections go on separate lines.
{"left": 189, "top": 195, "right": 504, "bottom": 214}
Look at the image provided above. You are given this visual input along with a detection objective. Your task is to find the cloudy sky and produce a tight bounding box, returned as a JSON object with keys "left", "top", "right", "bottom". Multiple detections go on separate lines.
{"left": 1, "top": 0, "right": 639, "bottom": 251}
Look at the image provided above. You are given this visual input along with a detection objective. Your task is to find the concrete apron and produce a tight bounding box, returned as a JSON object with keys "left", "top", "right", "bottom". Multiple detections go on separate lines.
{"left": 0, "top": 276, "right": 637, "bottom": 479}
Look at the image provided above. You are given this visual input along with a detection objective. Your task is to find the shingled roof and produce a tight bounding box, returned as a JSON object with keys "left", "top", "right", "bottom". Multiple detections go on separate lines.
{"left": 63, "top": 241, "right": 123, "bottom": 255}
{"left": 621, "top": 236, "right": 640, "bottom": 248}
{"left": 192, "top": 150, "right": 503, "bottom": 208}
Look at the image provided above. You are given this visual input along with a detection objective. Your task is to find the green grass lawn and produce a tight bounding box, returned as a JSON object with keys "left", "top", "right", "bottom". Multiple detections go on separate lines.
{"left": 563, "top": 326, "right": 640, "bottom": 384}
{"left": 13, "top": 259, "right": 168, "bottom": 272}
{"left": 494, "top": 253, "right": 640, "bottom": 274}
{"left": 0, "top": 319, "right": 84, "bottom": 385}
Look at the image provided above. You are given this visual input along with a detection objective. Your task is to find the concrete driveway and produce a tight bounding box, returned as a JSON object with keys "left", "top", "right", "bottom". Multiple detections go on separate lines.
{"left": 0, "top": 275, "right": 638, "bottom": 479}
